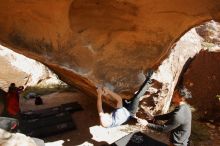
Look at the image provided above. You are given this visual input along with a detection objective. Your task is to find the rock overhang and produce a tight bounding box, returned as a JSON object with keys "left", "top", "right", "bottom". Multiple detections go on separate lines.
{"left": 0, "top": 0, "right": 219, "bottom": 99}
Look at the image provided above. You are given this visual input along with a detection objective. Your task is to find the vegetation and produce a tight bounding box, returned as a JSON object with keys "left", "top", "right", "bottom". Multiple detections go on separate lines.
{"left": 21, "top": 84, "right": 76, "bottom": 98}
{"left": 201, "top": 42, "right": 215, "bottom": 49}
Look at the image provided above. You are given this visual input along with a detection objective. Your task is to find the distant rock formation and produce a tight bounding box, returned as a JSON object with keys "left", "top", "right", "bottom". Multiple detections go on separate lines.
{"left": 0, "top": 45, "right": 65, "bottom": 91}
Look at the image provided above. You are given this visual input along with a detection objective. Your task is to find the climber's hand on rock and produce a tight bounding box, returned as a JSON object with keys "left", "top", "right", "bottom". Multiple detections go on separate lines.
{"left": 137, "top": 118, "right": 148, "bottom": 126}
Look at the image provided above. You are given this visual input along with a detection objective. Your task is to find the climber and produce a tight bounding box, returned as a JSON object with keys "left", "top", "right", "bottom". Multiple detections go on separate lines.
{"left": 96, "top": 70, "right": 153, "bottom": 128}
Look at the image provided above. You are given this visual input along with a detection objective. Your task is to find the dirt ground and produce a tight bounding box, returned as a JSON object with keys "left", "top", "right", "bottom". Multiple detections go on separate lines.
{"left": 20, "top": 90, "right": 170, "bottom": 146}
{"left": 20, "top": 90, "right": 220, "bottom": 146}
{"left": 21, "top": 90, "right": 104, "bottom": 146}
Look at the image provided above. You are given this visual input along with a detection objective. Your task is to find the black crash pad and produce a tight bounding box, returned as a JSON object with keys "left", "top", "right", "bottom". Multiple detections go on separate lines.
{"left": 20, "top": 101, "right": 83, "bottom": 119}
{"left": 25, "top": 120, "right": 76, "bottom": 138}
{"left": 20, "top": 112, "right": 72, "bottom": 130}
{"left": 61, "top": 102, "right": 83, "bottom": 113}
{"left": 20, "top": 112, "right": 76, "bottom": 138}
{"left": 112, "top": 132, "right": 167, "bottom": 146}
{"left": 19, "top": 102, "right": 83, "bottom": 137}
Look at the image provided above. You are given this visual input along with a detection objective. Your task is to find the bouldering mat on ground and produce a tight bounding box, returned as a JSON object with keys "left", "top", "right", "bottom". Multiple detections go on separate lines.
{"left": 20, "top": 101, "right": 83, "bottom": 119}
{"left": 20, "top": 112, "right": 76, "bottom": 138}
{"left": 61, "top": 102, "right": 83, "bottom": 113}
{"left": 19, "top": 102, "right": 82, "bottom": 137}
{"left": 20, "top": 112, "right": 72, "bottom": 130}
{"left": 112, "top": 132, "right": 167, "bottom": 146}
{"left": 26, "top": 120, "right": 76, "bottom": 138}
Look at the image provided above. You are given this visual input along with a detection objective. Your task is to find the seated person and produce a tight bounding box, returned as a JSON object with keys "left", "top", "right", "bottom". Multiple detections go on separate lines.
{"left": 35, "top": 96, "right": 43, "bottom": 105}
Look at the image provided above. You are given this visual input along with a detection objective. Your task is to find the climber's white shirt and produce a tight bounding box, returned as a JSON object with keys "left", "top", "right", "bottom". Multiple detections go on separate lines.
{"left": 99, "top": 107, "right": 130, "bottom": 128}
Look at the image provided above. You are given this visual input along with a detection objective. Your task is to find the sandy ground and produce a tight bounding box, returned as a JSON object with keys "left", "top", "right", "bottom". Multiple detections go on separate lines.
{"left": 20, "top": 90, "right": 220, "bottom": 146}
{"left": 21, "top": 90, "right": 105, "bottom": 146}
{"left": 20, "top": 90, "right": 170, "bottom": 146}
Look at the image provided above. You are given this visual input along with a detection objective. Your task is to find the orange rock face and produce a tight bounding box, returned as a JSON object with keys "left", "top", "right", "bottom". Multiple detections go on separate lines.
{"left": 0, "top": 0, "right": 220, "bottom": 98}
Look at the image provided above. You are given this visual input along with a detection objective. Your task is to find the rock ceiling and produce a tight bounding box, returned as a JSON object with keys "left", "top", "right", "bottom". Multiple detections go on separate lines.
{"left": 0, "top": 0, "right": 220, "bottom": 99}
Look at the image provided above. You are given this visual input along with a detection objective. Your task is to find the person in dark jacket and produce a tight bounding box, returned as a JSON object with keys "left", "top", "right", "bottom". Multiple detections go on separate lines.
{"left": 138, "top": 86, "right": 192, "bottom": 146}
{"left": 35, "top": 95, "right": 43, "bottom": 105}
